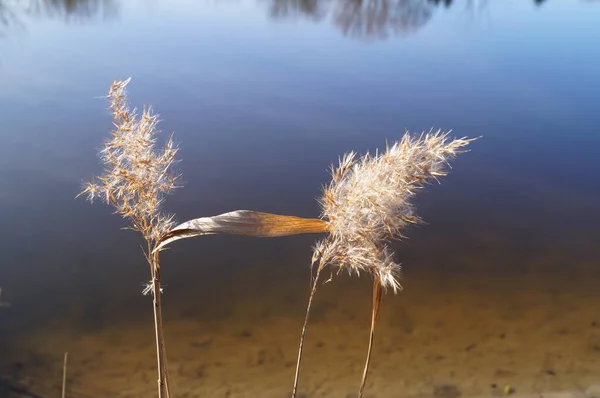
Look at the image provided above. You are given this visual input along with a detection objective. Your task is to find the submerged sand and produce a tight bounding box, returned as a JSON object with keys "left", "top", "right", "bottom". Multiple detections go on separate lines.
{"left": 1, "top": 263, "right": 599, "bottom": 398}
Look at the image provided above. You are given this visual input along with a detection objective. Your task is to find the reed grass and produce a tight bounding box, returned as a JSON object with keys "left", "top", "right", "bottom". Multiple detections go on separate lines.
{"left": 156, "top": 129, "right": 475, "bottom": 397}
{"left": 80, "top": 79, "right": 474, "bottom": 398}
{"left": 62, "top": 352, "right": 68, "bottom": 398}
{"left": 292, "top": 131, "right": 475, "bottom": 397}
{"left": 78, "top": 78, "right": 181, "bottom": 398}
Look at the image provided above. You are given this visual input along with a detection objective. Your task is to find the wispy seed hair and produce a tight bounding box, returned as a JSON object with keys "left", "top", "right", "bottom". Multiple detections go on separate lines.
{"left": 314, "top": 130, "right": 474, "bottom": 292}
{"left": 80, "top": 78, "right": 181, "bottom": 244}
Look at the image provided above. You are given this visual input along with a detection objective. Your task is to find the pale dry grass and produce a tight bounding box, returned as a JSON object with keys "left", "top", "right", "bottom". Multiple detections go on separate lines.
{"left": 80, "top": 78, "right": 180, "bottom": 243}
{"left": 78, "top": 79, "right": 475, "bottom": 398}
{"left": 293, "top": 131, "right": 476, "bottom": 398}
{"left": 315, "top": 131, "right": 474, "bottom": 292}
{"left": 79, "top": 78, "right": 181, "bottom": 398}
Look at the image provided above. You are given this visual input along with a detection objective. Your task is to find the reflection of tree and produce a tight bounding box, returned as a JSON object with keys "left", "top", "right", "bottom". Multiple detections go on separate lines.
{"left": 0, "top": 0, "right": 118, "bottom": 39}
{"left": 268, "top": 0, "right": 329, "bottom": 20}
{"left": 266, "top": 0, "right": 445, "bottom": 39}
{"left": 333, "top": 0, "right": 435, "bottom": 39}
{"left": 28, "top": 0, "right": 118, "bottom": 23}
{"left": 266, "top": 0, "right": 569, "bottom": 39}
{"left": 428, "top": 0, "right": 452, "bottom": 6}
{"left": 0, "top": 1, "right": 25, "bottom": 38}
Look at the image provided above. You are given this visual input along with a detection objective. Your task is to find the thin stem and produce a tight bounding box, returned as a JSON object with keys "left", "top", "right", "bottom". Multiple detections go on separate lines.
{"left": 151, "top": 263, "right": 164, "bottom": 398}
{"left": 150, "top": 249, "right": 171, "bottom": 398}
{"left": 157, "top": 257, "right": 171, "bottom": 398}
{"left": 358, "top": 278, "right": 382, "bottom": 398}
{"left": 291, "top": 265, "right": 323, "bottom": 398}
{"left": 62, "top": 352, "right": 68, "bottom": 398}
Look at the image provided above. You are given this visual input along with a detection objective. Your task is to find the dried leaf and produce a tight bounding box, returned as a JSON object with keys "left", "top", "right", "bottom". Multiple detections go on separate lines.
{"left": 155, "top": 210, "right": 329, "bottom": 252}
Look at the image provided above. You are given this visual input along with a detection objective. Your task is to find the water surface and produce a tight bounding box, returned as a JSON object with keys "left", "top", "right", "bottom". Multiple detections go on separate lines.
{"left": 0, "top": 0, "right": 599, "bottom": 397}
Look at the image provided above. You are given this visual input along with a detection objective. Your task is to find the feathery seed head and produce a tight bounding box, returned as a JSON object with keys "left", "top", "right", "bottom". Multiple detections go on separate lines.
{"left": 80, "top": 78, "right": 181, "bottom": 245}
{"left": 314, "top": 130, "right": 473, "bottom": 293}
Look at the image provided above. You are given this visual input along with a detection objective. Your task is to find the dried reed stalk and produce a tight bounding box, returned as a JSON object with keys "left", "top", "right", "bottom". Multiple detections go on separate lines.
{"left": 62, "top": 352, "right": 68, "bottom": 398}
{"left": 291, "top": 257, "right": 325, "bottom": 398}
{"left": 359, "top": 278, "right": 382, "bottom": 397}
{"left": 77, "top": 80, "right": 475, "bottom": 398}
{"left": 301, "top": 131, "right": 475, "bottom": 397}
{"left": 156, "top": 131, "right": 474, "bottom": 398}
{"left": 79, "top": 79, "right": 180, "bottom": 398}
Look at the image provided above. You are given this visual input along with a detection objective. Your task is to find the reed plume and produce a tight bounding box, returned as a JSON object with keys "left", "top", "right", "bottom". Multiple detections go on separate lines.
{"left": 317, "top": 131, "right": 472, "bottom": 290}
{"left": 292, "top": 131, "right": 475, "bottom": 398}
{"left": 148, "top": 128, "right": 474, "bottom": 397}
{"left": 79, "top": 78, "right": 180, "bottom": 398}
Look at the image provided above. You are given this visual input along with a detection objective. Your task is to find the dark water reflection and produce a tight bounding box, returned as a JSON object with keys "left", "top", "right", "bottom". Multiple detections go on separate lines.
{"left": 0, "top": 0, "right": 569, "bottom": 41}
{"left": 29, "top": 0, "right": 117, "bottom": 21}
{"left": 0, "top": 0, "right": 600, "bottom": 396}
{"left": 0, "top": 0, "right": 116, "bottom": 38}
{"left": 269, "top": 0, "right": 438, "bottom": 39}
{"left": 265, "top": 0, "right": 559, "bottom": 39}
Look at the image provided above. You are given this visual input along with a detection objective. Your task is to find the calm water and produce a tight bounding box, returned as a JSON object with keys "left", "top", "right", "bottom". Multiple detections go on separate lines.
{"left": 1, "top": 0, "right": 600, "bottom": 397}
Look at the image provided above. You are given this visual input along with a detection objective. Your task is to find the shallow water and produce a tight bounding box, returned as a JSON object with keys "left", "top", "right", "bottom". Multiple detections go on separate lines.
{"left": 0, "top": 0, "right": 600, "bottom": 397}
